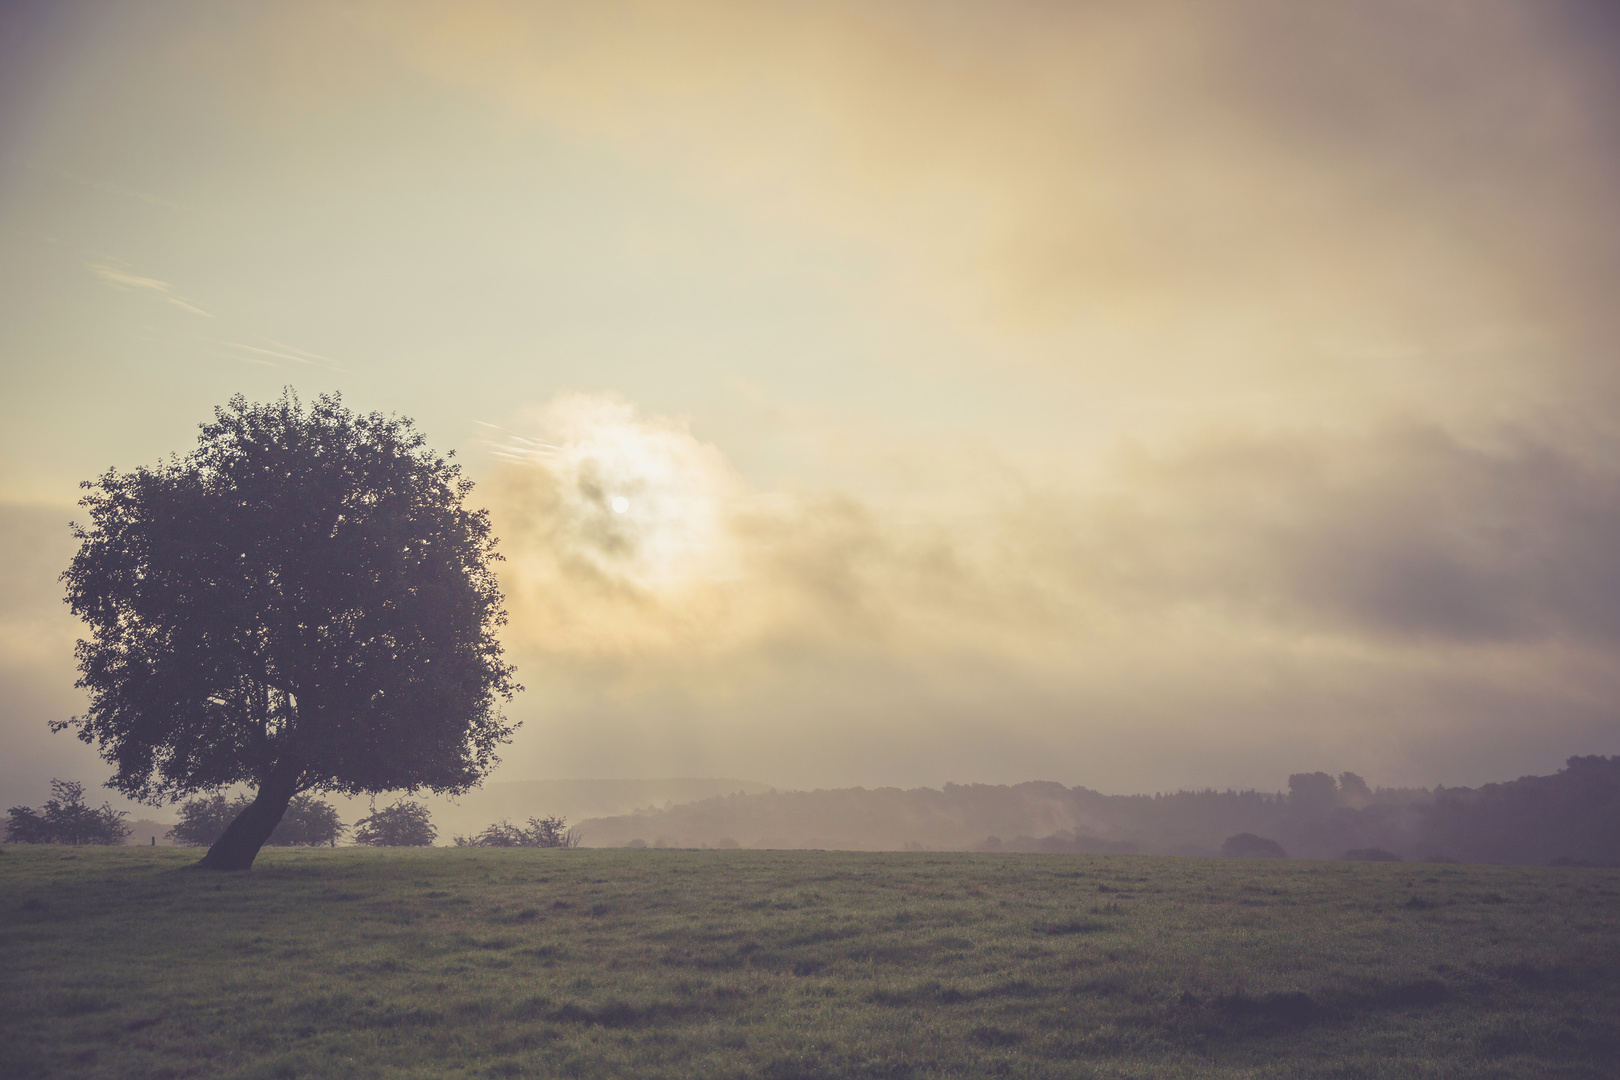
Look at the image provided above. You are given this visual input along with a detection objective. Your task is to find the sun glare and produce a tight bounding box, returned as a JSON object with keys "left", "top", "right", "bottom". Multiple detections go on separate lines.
{"left": 495, "top": 394, "right": 738, "bottom": 594}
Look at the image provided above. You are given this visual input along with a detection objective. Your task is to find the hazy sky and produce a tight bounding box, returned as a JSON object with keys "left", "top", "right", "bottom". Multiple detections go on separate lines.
{"left": 4, "top": 1, "right": 1620, "bottom": 809}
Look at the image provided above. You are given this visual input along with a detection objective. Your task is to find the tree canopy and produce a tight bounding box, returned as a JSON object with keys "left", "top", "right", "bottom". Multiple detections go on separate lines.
{"left": 61, "top": 391, "right": 520, "bottom": 868}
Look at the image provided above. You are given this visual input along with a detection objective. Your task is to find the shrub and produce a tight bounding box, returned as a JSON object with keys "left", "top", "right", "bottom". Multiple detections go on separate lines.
{"left": 4, "top": 805, "right": 51, "bottom": 844}
{"left": 269, "top": 796, "right": 345, "bottom": 846}
{"left": 352, "top": 800, "right": 438, "bottom": 846}
{"left": 454, "top": 815, "right": 578, "bottom": 848}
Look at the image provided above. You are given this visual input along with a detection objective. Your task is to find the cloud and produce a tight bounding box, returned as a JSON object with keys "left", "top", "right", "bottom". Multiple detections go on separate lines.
{"left": 354, "top": 1, "right": 1620, "bottom": 427}
{"left": 495, "top": 399, "right": 1620, "bottom": 654}
{"left": 225, "top": 342, "right": 313, "bottom": 365}
{"left": 990, "top": 424, "right": 1620, "bottom": 645}
{"left": 486, "top": 394, "right": 744, "bottom": 653}
{"left": 483, "top": 394, "right": 1620, "bottom": 790}
{"left": 89, "top": 262, "right": 214, "bottom": 316}
{"left": 336, "top": 0, "right": 1620, "bottom": 786}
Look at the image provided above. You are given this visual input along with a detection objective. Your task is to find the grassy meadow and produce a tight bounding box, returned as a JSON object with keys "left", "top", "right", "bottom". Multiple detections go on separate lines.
{"left": 2, "top": 846, "right": 1616, "bottom": 1079}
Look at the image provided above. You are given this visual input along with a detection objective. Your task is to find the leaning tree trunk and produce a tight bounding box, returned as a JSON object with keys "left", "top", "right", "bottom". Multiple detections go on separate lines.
{"left": 194, "top": 770, "right": 301, "bottom": 870}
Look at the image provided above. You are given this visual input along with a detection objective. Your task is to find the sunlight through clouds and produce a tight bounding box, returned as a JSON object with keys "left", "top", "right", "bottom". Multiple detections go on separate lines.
{"left": 484, "top": 394, "right": 745, "bottom": 653}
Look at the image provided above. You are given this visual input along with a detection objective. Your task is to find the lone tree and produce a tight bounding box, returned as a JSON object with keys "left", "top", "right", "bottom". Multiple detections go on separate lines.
{"left": 60, "top": 391, "right": 520, "bottom": 870}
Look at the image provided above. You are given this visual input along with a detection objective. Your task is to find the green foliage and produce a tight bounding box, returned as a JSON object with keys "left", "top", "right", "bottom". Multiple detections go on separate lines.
{"left": 352, "top": 800, "right": 437, "bottom": 846}
{"left": 454, "top": 814, "right": 578, "bottom": 848}
{"left": 59, "top": 390, "right": 520, "bottom": 868}
{"left": 59, "top": 388, "right": 519, "bottom": 801}
{"left": 3, "top": 780, "right": 130, "bottom": 845}
{"left": 1, "top": 848, "right": 1616, "bottom": 1079}
{"left": 268, "top": 795, "right": 345, "bottom": 847}
{"left": 2, "top": 806, "right": 50, "bottom": 844}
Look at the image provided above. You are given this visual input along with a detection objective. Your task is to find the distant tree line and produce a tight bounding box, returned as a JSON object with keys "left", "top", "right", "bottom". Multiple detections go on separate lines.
{"left": 577, "top": 757, "right": 1620, "bottom": 865}
{"left": 4, "top": 784, "right": 587, "bottom": 852}
{"left": 167, "top": 795, "right": 447, "bottom": 847}
{"left": 5, "top": 780, "right": 132, "bottom": 845}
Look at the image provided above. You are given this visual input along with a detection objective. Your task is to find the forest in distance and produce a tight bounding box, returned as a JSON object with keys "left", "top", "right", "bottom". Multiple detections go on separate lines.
{"left": 19, "top": 756, "right": 1617, "bottom": 867}
{"left": 575, "top": 756, "right": 1620, "bottom": 866}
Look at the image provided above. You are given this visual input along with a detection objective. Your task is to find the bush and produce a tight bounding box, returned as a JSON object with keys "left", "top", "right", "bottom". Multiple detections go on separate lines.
{"left": 167, "top": 793, "right": 241, "bottom": 847}
{"left": 352, "top": 800, "right": 437, "bottom": 846}
{"left": 454, "top": 815, "right": 579, "bottom": 848}
{"left": 168, "top": 793, "right": 344, "bottom": 847}
{"left": 1220, "top": 833, "right": 1288, "bottom": 859}
{"left": 270, "top": 796, "right": 345, "bottom": 846}
{"left": 4, "top": 780, "right": 131, "bottom": 845}
{"left": 4, "top": 805, "right": 51, "bottom": 844}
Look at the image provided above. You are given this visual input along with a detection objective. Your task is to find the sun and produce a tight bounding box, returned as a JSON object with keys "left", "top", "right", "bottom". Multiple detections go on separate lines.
{"left": 496, "top": 393, "right": 738, "bottom": 592}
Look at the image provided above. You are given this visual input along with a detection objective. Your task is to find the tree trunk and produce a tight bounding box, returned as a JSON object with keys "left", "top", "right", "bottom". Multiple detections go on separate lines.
{"left": 194, "top": 770, "right": 300, "bottom": 870}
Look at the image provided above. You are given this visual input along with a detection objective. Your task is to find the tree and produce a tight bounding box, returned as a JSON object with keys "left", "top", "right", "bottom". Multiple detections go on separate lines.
{"left": 352, "top": 800, "right": 437, "bottom": 846}
{"left": 1287, "top": 772, "right": 1338, "bottom": 817}
{"left": 270, "top": 795, "right": 345, "bottom": 847}
{"left": 167, "top": 793, "right": 242, "bottom": 847}
{"left": 4, "top": 779, "right": 132, "bottom": 845}
{"left": 61, "top": 391, "right": 520, "bottom": 870}
{"left": 169, "top": 792, "right": 344, "bottom": 847}
{"left": 4, "top": 805, "right": 52, "bottom": 844}
{"left": 453, "top": 815, "right": 579, "bottom": 848}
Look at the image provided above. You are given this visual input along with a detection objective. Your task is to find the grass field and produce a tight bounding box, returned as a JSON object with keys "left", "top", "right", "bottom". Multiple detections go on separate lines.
{"left": 2, "top": 846, "right": 1616, "bottom": 1079}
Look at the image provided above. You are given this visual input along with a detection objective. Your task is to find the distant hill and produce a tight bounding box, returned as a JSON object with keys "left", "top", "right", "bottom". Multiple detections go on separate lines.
{"left": 575, "top": 757, "right": 1620, "bottom": 866}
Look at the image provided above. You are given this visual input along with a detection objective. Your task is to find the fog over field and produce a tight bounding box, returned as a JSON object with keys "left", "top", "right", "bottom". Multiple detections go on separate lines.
{"left": 4, "top": 2, "right": 1620, "bottom": 805}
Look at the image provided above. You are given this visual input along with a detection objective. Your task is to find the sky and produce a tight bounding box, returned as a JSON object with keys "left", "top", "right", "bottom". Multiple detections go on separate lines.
{"left": 3, "top": 0, "right": 1620, "bottom": 811}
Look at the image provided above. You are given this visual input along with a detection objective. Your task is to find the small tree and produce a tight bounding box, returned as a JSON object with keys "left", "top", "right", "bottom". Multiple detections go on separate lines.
{"left": 352, "top": 800, "right": 437, "bottom": 846}
{"left": 4, "top": 780, "right": 131, "bottom": 845}
{"left": 268, "top": 795, "right": 344, "bottom": 847}
{"left": 61, "top": 391, "right": 519, "bottom": 870}
{"left": 168, "top": 793, "right": 243, "bottom": 847}
{"left": 454, "top": 815, "right": 578, "bottom": 848}
{"left": 5, "top": 805, "right": 52, "bottom": 844}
